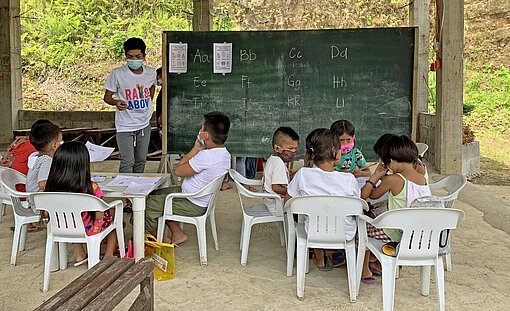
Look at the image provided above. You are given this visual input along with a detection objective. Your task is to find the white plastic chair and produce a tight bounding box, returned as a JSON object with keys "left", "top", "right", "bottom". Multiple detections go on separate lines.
{"left": 360, "top": 208, "right": 465, "bottom": 311}
{"left": 156, "top": 175, "right": 224, "bottom": 266}
{"left": 30, "top": 192, "right": 125, "bottom": 292}
{"left": 286, "top": 195, "right": 368, "bottom": 302}
{"left": 229, "top": 169, "right": 286, "bottom": 266}
{"left": 0, "top": 167, "right": 12, "bottom": 221}
{"left": 416, "top": 142, "right": 429, "bottom": 157}
{"left": 429, "top": 174, "right": 467, "bottom": 271}
{"left": 0, "top": 168, "right": 39, "bottom": 265}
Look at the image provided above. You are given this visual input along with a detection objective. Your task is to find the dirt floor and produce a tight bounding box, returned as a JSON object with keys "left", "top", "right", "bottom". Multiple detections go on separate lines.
{"left": 0, "top": 161, "right": 509, "bottom": 310}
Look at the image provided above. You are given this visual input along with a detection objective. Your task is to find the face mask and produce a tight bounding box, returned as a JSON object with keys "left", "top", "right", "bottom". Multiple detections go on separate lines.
{"left": 278, "top": 150, "right": 296, "bottom": 163}
{"left": 156, "top": 79, "right": 163, "bottom": 86}
{"left": 340, "top": 140, "right": 355, "bottom": 154}
{"left": 127, "top": 59, "right": 144, "bottom": 70}
{"left": 197, "top": 131, "right": 206, "bottom": 146}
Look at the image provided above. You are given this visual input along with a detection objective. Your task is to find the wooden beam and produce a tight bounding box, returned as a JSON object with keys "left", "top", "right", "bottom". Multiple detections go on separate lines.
{"left": 435, "top": 0, "right": 464, "bottom": 173}
{"left": 0, "top": 0, "right": 22, "bottom": 147}
{"left": 192, "top": 0, "right": 212, "bottom": 31}
{"left": 409, "top": 0, "right": 431, "bottom": 140}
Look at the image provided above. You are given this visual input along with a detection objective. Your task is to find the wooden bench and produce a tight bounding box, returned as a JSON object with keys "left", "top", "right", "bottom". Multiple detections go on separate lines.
{"left": 35, "top": 257, "right": 154, "bottom": 311}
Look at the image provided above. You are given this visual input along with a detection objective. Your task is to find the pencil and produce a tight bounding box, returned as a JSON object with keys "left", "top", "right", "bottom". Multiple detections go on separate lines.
{"left": 361, "top": 162, "right": 379, "bottom": 171}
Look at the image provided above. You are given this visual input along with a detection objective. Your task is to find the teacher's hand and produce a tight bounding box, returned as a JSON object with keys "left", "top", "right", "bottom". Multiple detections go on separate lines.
{"left": 115, "top": 100, "right": 128, "bottom": 111}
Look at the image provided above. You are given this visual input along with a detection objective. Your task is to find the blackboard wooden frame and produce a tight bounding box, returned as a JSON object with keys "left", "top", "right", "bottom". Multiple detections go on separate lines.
{"left": 161, "top": 28, "right": 418, "bottom": 161}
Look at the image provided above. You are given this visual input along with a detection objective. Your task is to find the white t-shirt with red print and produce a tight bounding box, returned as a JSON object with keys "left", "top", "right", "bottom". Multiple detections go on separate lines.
{"left": 104, "top": 64, "right": 156, "bottom": 132}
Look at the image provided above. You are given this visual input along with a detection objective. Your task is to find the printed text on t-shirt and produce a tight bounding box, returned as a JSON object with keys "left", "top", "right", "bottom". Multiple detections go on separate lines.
{"left": 125, "top": 84, "right": 151, "bottom": 110}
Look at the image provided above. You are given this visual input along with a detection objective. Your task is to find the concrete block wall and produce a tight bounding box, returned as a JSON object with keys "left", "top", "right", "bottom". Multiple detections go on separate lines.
{"left": 17, "top": 110, "right": 116, "bottom": 132}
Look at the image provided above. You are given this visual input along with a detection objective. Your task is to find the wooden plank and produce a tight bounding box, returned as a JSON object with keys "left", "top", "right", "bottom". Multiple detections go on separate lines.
{"left": 34, "top": 257, "right": 118, "bottom": 311}
{"left": 57, "top": 258, "right": 135, "bottom": 311}
{"left": 82, "top": 259, "right": 154, "bottom": 311}
{"left": 435, "top": 0, "right": 463, "bottom": 173}
{"left": 127, "top": 275, "right": 153, "bottom": 311}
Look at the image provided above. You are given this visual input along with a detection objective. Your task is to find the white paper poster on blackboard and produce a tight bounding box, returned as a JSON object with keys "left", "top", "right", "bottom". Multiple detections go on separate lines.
{"left": 213, "top": 43, "right": 232, "bottom": 74}
{"left": 169, "top": 43, "right": 188, "bottom": 73}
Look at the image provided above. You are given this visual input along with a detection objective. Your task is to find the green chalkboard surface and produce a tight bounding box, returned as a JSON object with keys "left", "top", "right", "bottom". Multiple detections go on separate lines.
{"left": 165, "top": 28, "right": 416, "bottom": 160}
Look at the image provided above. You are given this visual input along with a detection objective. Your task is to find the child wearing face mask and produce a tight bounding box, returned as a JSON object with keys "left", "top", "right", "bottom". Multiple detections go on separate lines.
{"left": 263, "top": 127, "right": 300, "bottom": 215}
{"left": 330, "top": 120, "right": 370, "bottom": 178}
{"left": 103, "top": 37, "right": 157, "bottom": 173}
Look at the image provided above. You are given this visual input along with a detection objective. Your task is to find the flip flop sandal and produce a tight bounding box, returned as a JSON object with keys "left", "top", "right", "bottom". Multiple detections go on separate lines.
{"left": 361, "top": 276, "right": 376, "bottom": 284}
{"left": 316, "top": 252, "right": 333, "bottom": 271}
{"left": 10, "top": 226, "right": 41, "bottom": 233}
{"left": 332, "top": 251, "right": 346, "bottom": 268}
{"left": 73, "top": 257, "right": 88, "bottom": 267}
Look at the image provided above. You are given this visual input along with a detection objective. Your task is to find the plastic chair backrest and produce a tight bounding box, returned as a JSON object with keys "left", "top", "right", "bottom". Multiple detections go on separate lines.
{"left": 429, "top": 174, "right": 467, "bottom": 207}
{"left": 31, "top": 192, "right": 110, "bottom": 238}
{"left": 0, "top": 168, "right": 34, "bottom": 216}
{"left": 416, "top": 142, "right": 429, "bottom": 157}
{"left": 0, "top": 167, "right": 12, "bottom": 202}
{"left": 285, "top": 195, "right": 367, "bottom": 244}
{"left": 229, "top": 169, "right": 284, "bottom": 216}
{"left": 203, "top": 175, "right": 225, "bottom": 216}
{"left": 370, "top": 208, "right": 464, "bottom": 261}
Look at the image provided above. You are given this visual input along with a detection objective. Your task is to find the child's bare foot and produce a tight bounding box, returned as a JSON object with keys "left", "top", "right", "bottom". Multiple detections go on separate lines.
{"left": 243, "top": 185, "right": 258, "bottom": 192}
{"left": 220, "top": 183, "right": 232, "bottom": 191}
{"left": 172, "top": 232, "right": 188, "bottom": 245}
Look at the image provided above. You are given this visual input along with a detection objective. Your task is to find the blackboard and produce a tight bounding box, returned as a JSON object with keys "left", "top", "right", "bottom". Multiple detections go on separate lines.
{"left": 164, "top": 28, "right": 416, "bottom": 160}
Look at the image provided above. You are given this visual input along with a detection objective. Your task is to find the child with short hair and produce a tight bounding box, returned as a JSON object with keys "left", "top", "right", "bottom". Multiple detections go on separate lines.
{"left": 26, "top": 123, "right": 62, "bottom": 193}
{"left": 330, "top": 119, "right": 370, "bottom": 177}
{"left": 285, "top": 128, "right": 360, "bottom": 271}
{"left": 104, "top": 37, "right": 157, "bottom": 173}
{"left": 360, "top": 135, "right": 431, "bottom": 283}
{"left": 263, "top": 127, "right": 300, "bottom": 215}
{"left": 145, "top": 112, "right": 231, "bottom": 244}
{"left": 45, "top": 141, "right": 118, "bottom": 266}
{"left": 1, "top": 119, "right": 52, "bottom": 175}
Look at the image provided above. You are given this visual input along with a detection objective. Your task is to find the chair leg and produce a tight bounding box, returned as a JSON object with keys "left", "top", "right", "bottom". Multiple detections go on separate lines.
{"left": 42, "top": 238, "right": 55, "bottom": 292}
{"left": 0, "top": 203, "right": 4, "bottom": 221}
{"left": 286, "top": 227, "right": 296, "bottom": 277}
{"left": 10, "top": 223, "right": 21, "bottom": 265}
{"left": 421, "top": 265, "right": 431, "bottom": 296}
{"left": 117, "top": 224, "right": 126, "bottom": 258}
{"left": 296, "top": 240, "right": 307, "bottom": 300}
{"left": 279, "top": 222, "right": 286, "bottom": 247}
{"left": 445, "top": 252, "right": 452, "bottom": 272}
{"left": 156, "top": 217, "right": 165, "bottom": 242}
{"left": 196, "top": 221, "right": 208, "bottom": 266}
{"left": 239, "top": 217, "right": 245, "bottom": 251}
{"left": 19, "top": 224, "right": 28, "bottom": 252}
{"left": 346, "top": 242, "right": 357, "bottom": 302}
{"left": 86, "top": 239, "right": 101, "bottom": 269}
{"left": 435, "top": 259, "right": 446, "bottom": 311}
{"left": 381, "top": 258, "right": 397, "bottom": 311}
{"left": 58, "top": 242, "right": 68, "bottom": 270}
{"left": 210, "top": 213, "right": 219, "bottom": 251}
{"left": 240, "top": 218, "right": 252, "bottom": 266}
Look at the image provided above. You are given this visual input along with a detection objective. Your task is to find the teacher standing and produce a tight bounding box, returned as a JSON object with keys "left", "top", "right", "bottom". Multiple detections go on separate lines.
{"left": 103, "top": 38, "right": 156, "bottom": 173}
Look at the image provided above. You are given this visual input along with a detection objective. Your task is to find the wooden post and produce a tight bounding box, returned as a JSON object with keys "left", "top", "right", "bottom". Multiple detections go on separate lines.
{"left": 409, "top": 0, "right": 430, "bottom": 138}
{"left": 435, "top": 0, "right": 464, "bottom": 173}
{"left": 0, "top": 0, "right": 22, "bottom": 147}
{"left": 192, "top": 0, "right": 212, "bottom": 31}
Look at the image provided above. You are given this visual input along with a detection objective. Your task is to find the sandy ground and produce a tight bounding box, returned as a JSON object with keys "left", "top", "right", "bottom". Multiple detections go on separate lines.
{"left": 0, "top": 161, "right": 509, "bottom": 310}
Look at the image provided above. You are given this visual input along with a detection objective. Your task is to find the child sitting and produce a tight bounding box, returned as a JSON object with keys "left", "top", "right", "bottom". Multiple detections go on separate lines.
{"left": 263, "top": 127, "right": 299, "bottom": 215}
{"left": 45, "top": 142, "right": 118, "bottom": 266}
{"left": 360, "top": 134, "right": 431, "bottom": 283}
{"left": 145, "top": 112, "right": 231, "bottom": 244}
{"left": 285, "top": 128, "right": 360, "bottom": 271}
{"left": 26, "top": 123, "right": 62, "bottom": 193}
{"left": 1, "top": 119, "right": 52, "bottom": 175}
{"left": 330, "top": 119, "right": 370, "bottom": 177}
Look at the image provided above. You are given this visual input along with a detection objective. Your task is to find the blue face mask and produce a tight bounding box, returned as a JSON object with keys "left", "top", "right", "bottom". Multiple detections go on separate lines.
{"left": 127, "top": 59, "right": 144, "bottom": 70}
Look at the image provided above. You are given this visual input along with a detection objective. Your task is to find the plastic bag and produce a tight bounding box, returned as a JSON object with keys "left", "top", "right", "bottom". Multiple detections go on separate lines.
{"left": 144, "top": 234, "right": 175, "bottom": 281}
